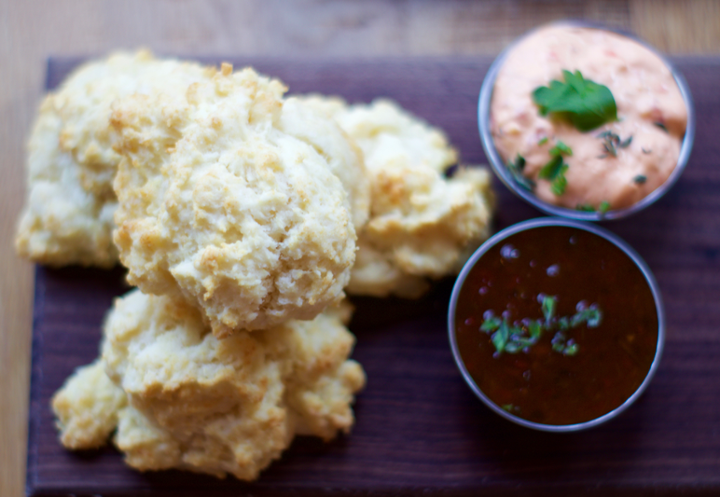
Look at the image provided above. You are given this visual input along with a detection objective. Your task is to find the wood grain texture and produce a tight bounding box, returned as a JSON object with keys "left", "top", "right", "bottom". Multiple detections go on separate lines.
{"left": 25, "top": 56, "right": 720, "bottom": 497}
{"left": 4, "top": 2, "right": 720, "bottom": 497}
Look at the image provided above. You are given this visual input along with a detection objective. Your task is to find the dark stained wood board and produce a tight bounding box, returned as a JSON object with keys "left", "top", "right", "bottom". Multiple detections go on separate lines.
{"left": 26, "top": 56, "right": 720, "bottom": 496}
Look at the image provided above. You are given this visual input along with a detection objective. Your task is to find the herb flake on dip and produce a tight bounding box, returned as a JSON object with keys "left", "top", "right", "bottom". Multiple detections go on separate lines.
{"left": 490, "top": 25, "right": 688, "bottom": 212}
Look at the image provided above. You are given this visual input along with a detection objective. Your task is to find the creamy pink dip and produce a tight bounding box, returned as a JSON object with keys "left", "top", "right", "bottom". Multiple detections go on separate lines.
{"left": 490, "top": 25, "right": 687, "bottom": 210}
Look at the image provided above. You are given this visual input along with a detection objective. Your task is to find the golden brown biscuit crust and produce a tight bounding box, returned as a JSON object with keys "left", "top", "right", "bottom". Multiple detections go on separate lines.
{"left": 111, "top": 65, "right": 362, "bottom": 336}
{"left": 51, "top": 360, "right": 127, "bottom": 449}
{"left": 15, "top": 50, "right": 210, "bottom": 267}
{"left": 51, "top": 289, "right": 365, "bottom": 481}
{"left": 301, "top": 96, "right": 495, "bottom": 297}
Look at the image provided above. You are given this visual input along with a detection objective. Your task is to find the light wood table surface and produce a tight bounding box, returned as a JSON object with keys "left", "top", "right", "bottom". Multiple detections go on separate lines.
{"left": 2, "top": 1, "right": 719, "bottom": 496}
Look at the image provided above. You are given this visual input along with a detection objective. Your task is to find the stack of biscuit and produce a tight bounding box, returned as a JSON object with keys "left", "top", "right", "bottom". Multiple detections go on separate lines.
{"left": 16, "top": 51, "right": 494, "bottom": 480}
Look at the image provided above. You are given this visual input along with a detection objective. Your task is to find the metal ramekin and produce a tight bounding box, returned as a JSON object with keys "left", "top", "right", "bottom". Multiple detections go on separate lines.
{"left": 478, "top": 20, "right": 696, "bottom": 221}
{"left": 447, "top": 217, "right": 666, "bottom": 432}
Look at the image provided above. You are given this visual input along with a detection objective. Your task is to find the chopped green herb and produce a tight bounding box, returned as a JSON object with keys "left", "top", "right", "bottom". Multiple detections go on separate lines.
{"left": 514, "top": 337, "right": 536, "bottom": 349}
{"left": 538, "top": 153, "right": 570, "bottom": 197}
{"left": 586, "top": 308, "right": 602, "bottom": 328}
{"left": 504, "top": 341, "right": 522, "bottom": 354}
{"left": 492, "top": 320, "right": 510, "bottom": 353}
{"left": 538, "top": 137, "right": 549, "bottom": 146}
{"left": 532, "top": 70, "right": 618, "bottom": 132}
{"left": 564, "top": 343, "right": 579, "bottom": 356}
{"left": 528, "top": 320, "right": 543, "bottom": 339}
{"left": 480, "top": 317, "right": 502, "bottom": 332}
{"left": 501, "top": 404, "right": 516, "bottom": 412}
{"left": 550, "top": 164, "right": 569, "bottom": 196}
{"left": 538, "top": 155, "right": 564, "bottom": 180}
{"left": 642, "top": 147, "right": 652, "bottom": 154}
{"left": 654, "top": 122, "right": 668, "bottom": 132}
{"left": 576, "top": 204, "right": 596, "bottom": 212}
{"left": 602, "top": 142, "right": 617, "bottom": 157}
{"left": 509, "top": 323, "right": 524, "bottom": 337}
{"left": 634, "top": 174, "right": 647, "bottom": 184}
{"left": 570, "top": 312, "right": 584, "bottom": 328}
{"left": 550, "top": 140, "right": 573, "bottom": 157}
{"left": 523, "top": 140, "right": 574, "bottom": 197}
{"left": 507, "top": 155, "right": 536, "bottom": 191}
{"left": 599, "top": 201, "right": 611, "bottom": 214}
{"left": 542, "top": 295, "right": 557, "bottom": 322}
{"left": 480, "top": 298, "right": 602, "bottom": 356}
{"left": 570, "top": 307, "right": 602, "bottom": 328}
{"left": 597, "top": 131, "right": 632, "bottom": 158}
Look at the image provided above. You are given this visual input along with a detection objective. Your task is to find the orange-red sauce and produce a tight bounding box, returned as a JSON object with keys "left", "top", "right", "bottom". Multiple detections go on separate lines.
{"left": 490, "top": 25, "right": 687, "bottom": 210}
{"left": 454, "top": 226, "right": 658, "bottom": 425}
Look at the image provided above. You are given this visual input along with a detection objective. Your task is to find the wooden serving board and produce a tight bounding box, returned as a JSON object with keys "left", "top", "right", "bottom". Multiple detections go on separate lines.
{"left": 26, "top": 56, "right": 720, "bottom": 496}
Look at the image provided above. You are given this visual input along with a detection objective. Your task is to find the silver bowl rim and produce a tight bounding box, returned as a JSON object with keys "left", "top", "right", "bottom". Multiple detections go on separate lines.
{"left": 447, "top": 217, "right": 666, "bottom": 432}
{"left": 477, "top": 19, "right": 696, "bottom": 221}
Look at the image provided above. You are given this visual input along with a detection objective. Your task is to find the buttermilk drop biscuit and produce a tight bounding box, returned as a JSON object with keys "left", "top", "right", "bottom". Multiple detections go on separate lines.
{"left": 280, "top": 96, "right": 370, "bottom": 230}
{"left": 51, "top": 289, "right": 365, "bottom": 480}
{"left": 51, "top": 360, "right": 128, "bottom": 449}
{"left": 111, "top": 64, "right": 365, "bottom": 336}
{"left": 15, "top": 50, "right": 210, "bottom": 267}
{"left": 301, "top": 97, "right": 494, "bottom": 298}
{"left": 302, "top": 96, "right": 458, "bottom": 173}
{"left": 348, "top": 166, "right": 494, "bottom": 298}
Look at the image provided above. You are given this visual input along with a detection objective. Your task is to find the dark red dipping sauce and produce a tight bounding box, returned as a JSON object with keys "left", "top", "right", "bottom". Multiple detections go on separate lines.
{"left": 453, "top": 225, "right": 659, "bottom": 426}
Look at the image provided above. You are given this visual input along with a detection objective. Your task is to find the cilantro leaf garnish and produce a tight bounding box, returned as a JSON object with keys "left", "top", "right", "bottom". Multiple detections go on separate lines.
{"left": 504, "top": 341, "right": 522, "bottom": 354}
{"left": 586, "top": 310, "right": 602, "bottom": 328}
{"left": 634, "top": 174, "right": 647, "bottom": 184}
{"left": 542, "top": 295, "right": 557, "bottom": 323}
{"left": 571, "top": 307, "right": 602, "bottom": 328}
{"left": 492, "top": 320, "right": 510, "bottom": 353}
{"left": 507, "top": 155, "right": 536, "bottom": 191}
{"left": 538, "top": 155, "right": 564, "bottom": 180}
{"left": 528, "top": 320, "right": 543, "bottom": 339}
{"left": 550, "top": 164, "right": 569, "bottom": 196}
{"left": 532, "top": 70, "right": 618, "bottom": 132}
{"left": 480, "top": 317, "right": 502, "bottom": 332}
{"left": 558, "top": 316, "right": 570, "bottom": 330}
{"left": 551, "top": 332, "right": 567, "bottom": 352}
{"left": 549, "top": 141, "right": 573, "bottom": 157}
{"left": 563, "top": 343, "right": 579, "bottom": 356}
{"left": 598, "top": 201, "right": 611, "bottom": 214}
{"left": 479, "top": 296, "right": 602, "bottom": 357}
{"left": 576, "top": 204, "right": 595, "bottom": 212}
{"left": 538, "top": 141, "right": 571, "bottom": 196}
